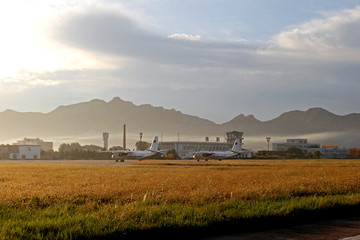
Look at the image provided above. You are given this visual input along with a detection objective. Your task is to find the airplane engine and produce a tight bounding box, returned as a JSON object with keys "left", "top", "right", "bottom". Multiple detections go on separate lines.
{"left": 112, "top": 152, "right": 128, "bottom": 159}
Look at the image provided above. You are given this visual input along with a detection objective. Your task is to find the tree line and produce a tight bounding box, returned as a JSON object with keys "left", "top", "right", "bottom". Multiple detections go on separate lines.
{"left": 286, "top": 146, "right": 321, "bottom": 159}
{"left": 41, "top": 143, "right": 111, "bottom": 160}
{"left": 41, "top": 141, "right": 180, "bottom": 160}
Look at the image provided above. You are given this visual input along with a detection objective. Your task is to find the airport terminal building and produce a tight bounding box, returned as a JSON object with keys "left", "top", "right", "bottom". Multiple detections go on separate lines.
{"left": 159, "top": 140, "right": 232, "bottom": 159}
{"left": 159, "top": 131, "right": 252, "bottom": 159}
{"left": 272, "top": 139, "right": 320, "bottom": 153}
{"left": 272, "top": 139, "right": 349, "bottom": 159}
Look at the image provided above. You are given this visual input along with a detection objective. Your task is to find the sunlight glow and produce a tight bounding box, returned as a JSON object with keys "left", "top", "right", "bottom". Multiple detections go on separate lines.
{"left": 0, "top": 1, "right": 119, "bottom": 82}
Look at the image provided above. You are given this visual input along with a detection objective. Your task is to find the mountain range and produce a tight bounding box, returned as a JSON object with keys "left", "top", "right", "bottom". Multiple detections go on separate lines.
{"left": 0, "top": 97, "right": 359, "bottom": 149}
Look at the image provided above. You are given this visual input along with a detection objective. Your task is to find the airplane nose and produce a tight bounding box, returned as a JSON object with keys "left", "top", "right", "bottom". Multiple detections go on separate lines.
{"left": 193, "top": 154, "right": 198, "bottom": 158}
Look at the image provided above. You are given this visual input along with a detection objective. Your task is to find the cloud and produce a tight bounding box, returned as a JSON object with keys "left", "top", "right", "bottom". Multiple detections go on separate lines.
{"left": 0, "top": 70, "right": 64, "bottom": 94}
{"left": 54, "top": 4, "right": 360, "bottom": 74}
{"left": 33, "top": 5, "right": 360, "bottom": 97}
{"left": 54, "top": 6, "right": 259, "bottom": 69}
{"left": 167, "top": 33, "right": 201, "bottom": 41}
{"left": 270, "top": 6, "right": 360, "bottom": 59}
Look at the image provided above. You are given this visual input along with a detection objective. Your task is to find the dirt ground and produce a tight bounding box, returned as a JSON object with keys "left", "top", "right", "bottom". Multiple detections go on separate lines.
{"left": 205, "top": 217, "right": 360, "bottom": 240}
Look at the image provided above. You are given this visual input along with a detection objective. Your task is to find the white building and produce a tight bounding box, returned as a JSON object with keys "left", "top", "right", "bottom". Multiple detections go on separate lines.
{"left": 159, "top": 140, "right": 252, "bottom": 159}
{"left": 10, "top": 145, "right": 41, "bottom": 160}
{"left": 273, "top": 139, "right": 320, "bottom": 153}
{"left": 16, "top": 138, "right": 53, "bottom": 151}
{"left": 273, "top": 139, "right": 349, "bottom": 159}
{"left": 158, "top": 131, "right": 252, "bottom": 159}
{"left": 159, "top": 141, "right": 232, "bottom": 159}
{"left": 309, "top": 146, "right": 349, "bottom": 159}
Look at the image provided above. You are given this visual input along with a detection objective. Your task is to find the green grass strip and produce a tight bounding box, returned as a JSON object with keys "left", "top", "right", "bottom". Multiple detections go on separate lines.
{"left": 1, "top": 193, "right": 360, "bottom": 239}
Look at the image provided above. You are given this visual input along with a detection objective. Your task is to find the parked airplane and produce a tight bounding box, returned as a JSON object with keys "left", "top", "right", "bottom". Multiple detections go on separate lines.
{"left": 101, "top": 136, "right": 165, "bottom": 162}
{"left": 193, "top": 138, "right": 243, "bottom": 161}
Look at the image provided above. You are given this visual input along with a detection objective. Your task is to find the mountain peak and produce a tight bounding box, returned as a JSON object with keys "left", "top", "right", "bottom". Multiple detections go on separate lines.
{"left": 305, "top": 107, "right": 336, "bottom": 116}
{"left": 306, "top": 107, "right": 330, "bottom": 113}
{"left": 109, "top": 97, "right": 123, "bottom": 103}
{"left": 108, "top": 97, "right": 135, "bottom": 107}
{"left": 222, "top": 113, "right": 261, "bottom": 128}
{"left": 233, "top": 114, "right": 258, "bottom": 121}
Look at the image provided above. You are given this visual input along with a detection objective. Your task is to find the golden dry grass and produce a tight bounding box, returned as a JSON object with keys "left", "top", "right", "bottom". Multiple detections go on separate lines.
{"left": 0, "top": 160, "right": 359, "bottom": 206}
{"left": 1, "top": 160, "right": 360, "bottom": 239}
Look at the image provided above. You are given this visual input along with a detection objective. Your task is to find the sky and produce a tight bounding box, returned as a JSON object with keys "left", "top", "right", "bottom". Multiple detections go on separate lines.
{"left": 1, "top": 0, "right": 360, "bottom": 123}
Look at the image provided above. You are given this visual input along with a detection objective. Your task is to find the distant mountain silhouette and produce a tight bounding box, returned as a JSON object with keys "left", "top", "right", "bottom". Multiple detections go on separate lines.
{"left": 222, "top": 107, "right": 360, "bottom": 135}
{"left": 0, "top": 98, "right": 359, "bottom": 148}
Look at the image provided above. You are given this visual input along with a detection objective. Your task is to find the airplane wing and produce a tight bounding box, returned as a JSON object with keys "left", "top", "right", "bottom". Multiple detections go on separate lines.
{"left": 193, "top": 152, "right": 215, "bottom": 158}
{"left": 148, "top": 149, "right": 169, "bottom": 154}
{"left": 99, "top": 150, "right": 131, "bottom": 155}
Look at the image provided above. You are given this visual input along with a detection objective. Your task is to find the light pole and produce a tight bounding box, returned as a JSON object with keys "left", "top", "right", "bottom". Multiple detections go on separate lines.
{"left": 266, "top": 137, "right": 271, "bottom": 152}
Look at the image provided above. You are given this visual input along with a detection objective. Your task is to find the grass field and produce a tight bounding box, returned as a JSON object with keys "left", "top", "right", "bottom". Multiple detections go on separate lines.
{"left": 0, "top": 160, "right": 360, "bottom": 239}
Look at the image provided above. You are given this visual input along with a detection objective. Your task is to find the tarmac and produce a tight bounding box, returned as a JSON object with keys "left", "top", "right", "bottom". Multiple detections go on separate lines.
{"left": 204, "top": 217, "right": 360, "bottom": 240}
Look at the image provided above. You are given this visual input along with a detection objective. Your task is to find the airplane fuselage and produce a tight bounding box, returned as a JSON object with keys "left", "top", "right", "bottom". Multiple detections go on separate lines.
{"left": 112, "top": 150, "right": 157, "bottom": 160}
{"left": 193, "top": 137, "right": 243, "bottom": 161}
{"left": 193, "top": 150, "right": 238, "bottom": 160}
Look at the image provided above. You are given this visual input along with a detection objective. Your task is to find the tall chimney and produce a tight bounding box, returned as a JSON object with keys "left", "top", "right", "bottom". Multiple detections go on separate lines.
{"left": 103, "top": 132, "right": 109, "bottom": 150}
{"left": 123, "top": 124, "right": 126, "bottom": 150}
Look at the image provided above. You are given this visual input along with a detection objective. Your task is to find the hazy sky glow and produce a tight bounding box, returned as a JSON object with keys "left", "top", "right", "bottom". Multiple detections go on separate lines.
{"left": 1, "top": 0, "right": 360, "bottom": 123}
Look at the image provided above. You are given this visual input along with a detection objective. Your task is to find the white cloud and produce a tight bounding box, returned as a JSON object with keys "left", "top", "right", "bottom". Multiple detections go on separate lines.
{"left": 168, "top": 33, "right": 201, "bottom": 41}
{"left": 0, "top": 71, "right": 64, "bottom": 94}
{"left": 270, "top": 6, "right": 360, "bottom": 59}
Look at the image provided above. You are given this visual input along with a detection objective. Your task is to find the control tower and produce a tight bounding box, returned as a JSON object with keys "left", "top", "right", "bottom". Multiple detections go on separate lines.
{"left": 103, "top": 132, "right": 109, "bottom": 150}
{"left": 225, "top": 131, "right": 244, "bottom": 147}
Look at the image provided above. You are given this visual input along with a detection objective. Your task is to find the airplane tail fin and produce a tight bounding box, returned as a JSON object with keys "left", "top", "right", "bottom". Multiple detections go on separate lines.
{"left": 231, "top": 138, "right": 242, "bottom": 152}
{"left": 149, "top": 136, "right": 159, "bottom": 152}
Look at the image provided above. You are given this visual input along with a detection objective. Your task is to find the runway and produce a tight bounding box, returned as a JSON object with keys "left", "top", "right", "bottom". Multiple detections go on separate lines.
{"left": 0, "top": 159, "right": 133, "bottom": 165}
{"left": 205, "top": 217, "right": 360, "bottom": 240}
